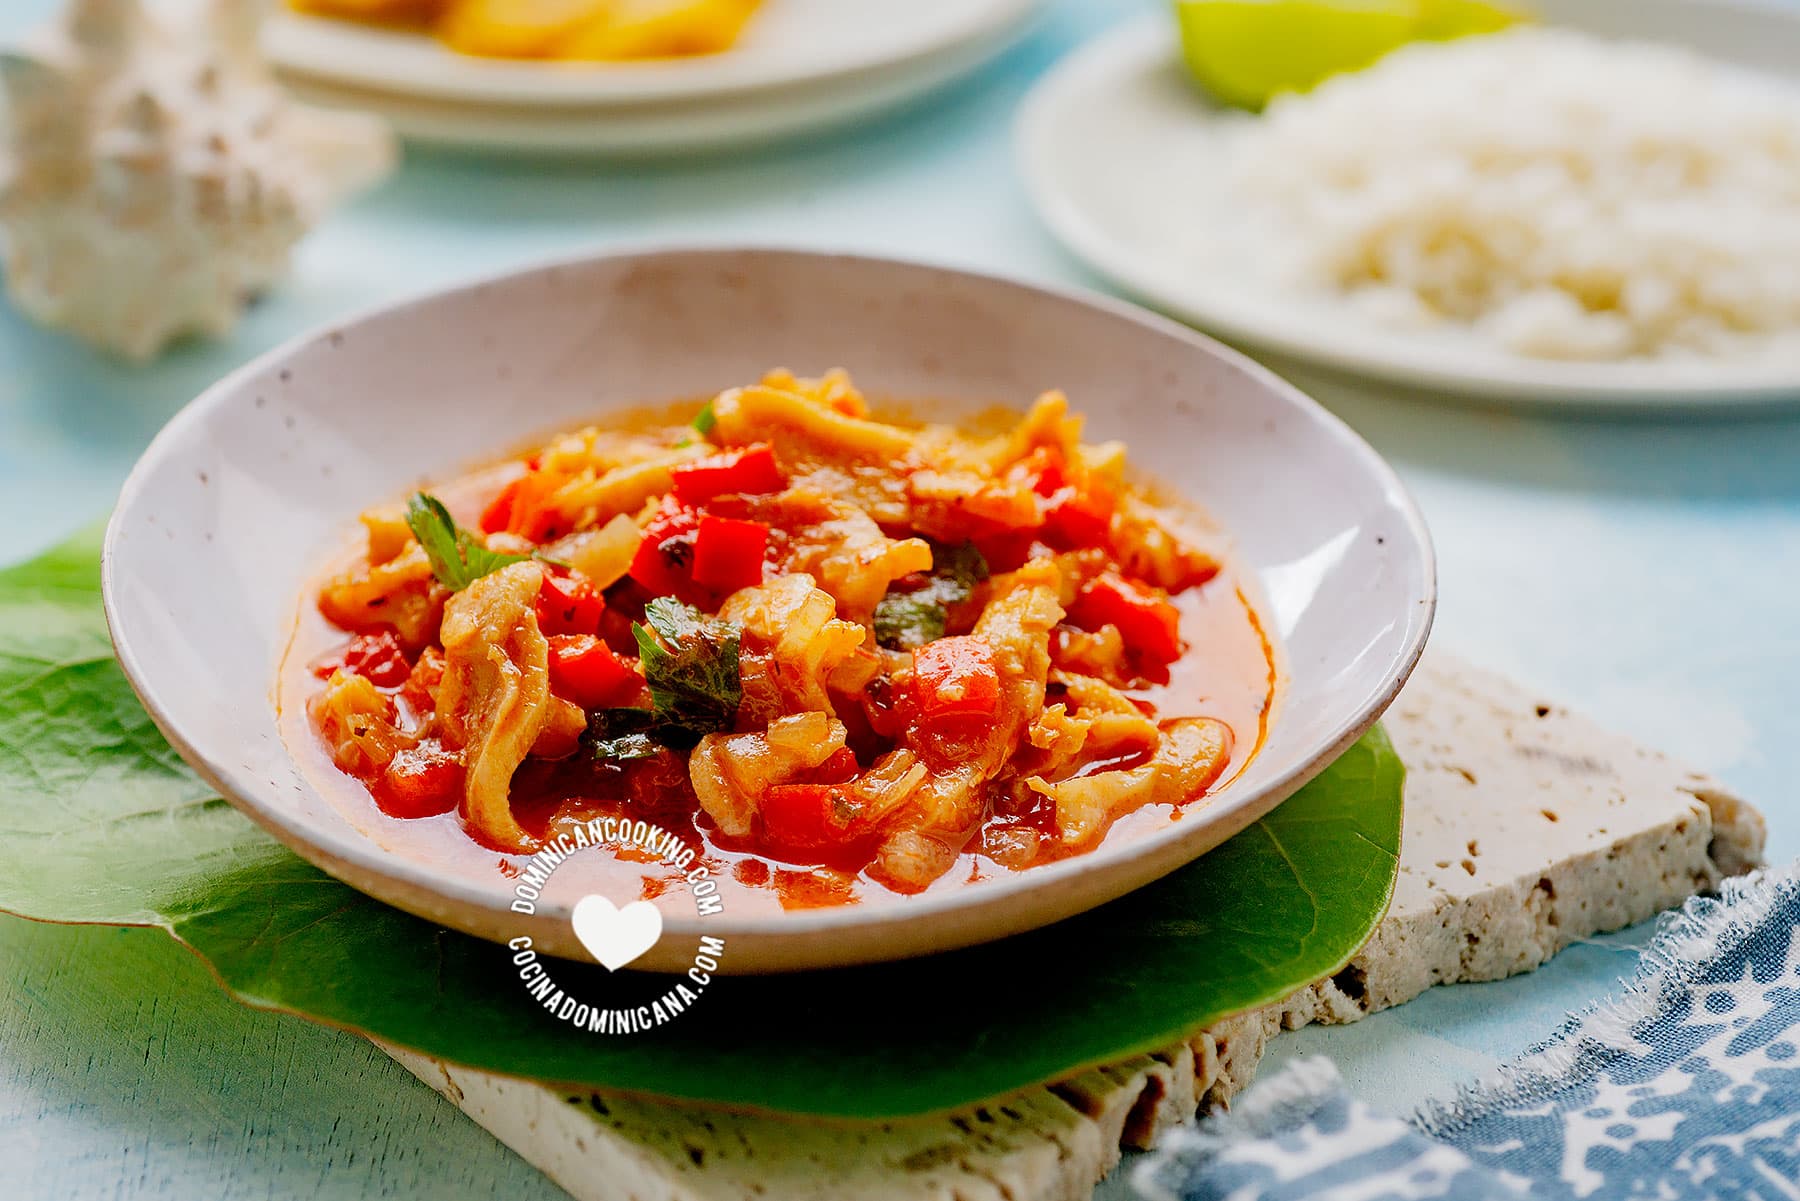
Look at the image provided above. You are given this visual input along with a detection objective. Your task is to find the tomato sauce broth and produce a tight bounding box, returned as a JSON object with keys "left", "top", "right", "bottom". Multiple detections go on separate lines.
{"left": 277, "top": 400, "right": 1280, "bottom": 913}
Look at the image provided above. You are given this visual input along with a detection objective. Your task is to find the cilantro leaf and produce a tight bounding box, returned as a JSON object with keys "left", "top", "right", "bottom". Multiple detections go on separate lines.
{"left": 636, "top": 597, "right": 741, "bottom": 734}
{"left": 584, "top": 709, "right": 663, "bottom": 761}
{"left": 934, "top": 541, "right": 990, "bottom": 600}
{"left": 874, "top": 595, "right": 947, "bottom": 649}
{"left": 873, "top": 541, "right": 990, "bottom": 650}
{"left": 405, "top": 493, "right": 529, "bottom": 592}
{"left": 586, "top": 598, "right": 742, "bottom": 761}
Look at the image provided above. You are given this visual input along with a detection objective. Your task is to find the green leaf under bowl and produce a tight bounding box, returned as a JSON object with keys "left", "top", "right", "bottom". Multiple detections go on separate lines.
{"left": 0, "top": 526, "right": 1402, "bottom": 1119}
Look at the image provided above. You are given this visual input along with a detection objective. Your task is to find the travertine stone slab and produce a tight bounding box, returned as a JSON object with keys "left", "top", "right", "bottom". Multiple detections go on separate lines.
{"left": 385, "top": 649, "right": 1764, "bottom": 1201}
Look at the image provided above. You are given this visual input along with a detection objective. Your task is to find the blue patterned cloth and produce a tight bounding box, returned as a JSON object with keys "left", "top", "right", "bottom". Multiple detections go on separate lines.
{"left": 1136, "top": 868, "right": 1800, "bottom": 1201}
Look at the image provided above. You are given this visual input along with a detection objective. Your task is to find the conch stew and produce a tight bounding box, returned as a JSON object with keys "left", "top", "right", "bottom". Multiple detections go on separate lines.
{"left": 302, "top": 371, "right": 1275, "bottom": 895}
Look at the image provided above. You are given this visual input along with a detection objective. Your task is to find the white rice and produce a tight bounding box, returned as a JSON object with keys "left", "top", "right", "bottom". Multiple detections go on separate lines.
{"left": 1186, "top": 28, "right": 1800, "bottom": 362}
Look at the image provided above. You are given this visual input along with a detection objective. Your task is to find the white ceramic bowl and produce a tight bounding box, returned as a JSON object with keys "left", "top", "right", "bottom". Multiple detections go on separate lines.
{"left": 103, "top": 247, "right": 1434, "bottom": 973}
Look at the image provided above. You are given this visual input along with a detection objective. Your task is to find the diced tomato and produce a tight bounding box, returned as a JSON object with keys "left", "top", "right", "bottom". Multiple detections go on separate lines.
{"left": 339, "top": 631, "right": 410, "bottom": 688}
{"left": 761, "top": 782, "right": 863, "bottom": 853}
{"left": 1042, "top": 481, "right": 1115, "bottom": 549}
{"left": 373, "top": 741, "right": 463, "bottom": 819}
{"left": 536, "top": 570, "right": 604, "bottom": 637}
{"left": 1067, "top": 572, "right": 1183, "bottom": 665}
{"left": 481, "top": 468, "right": 563, "bottom": 541}
{"left": 480, "top": 475, "right": 526, "bottom": 534}
{"left": 400, "top": 647, "right": 445, "bottom": 714}
{"left": 691, "top": 515, "right": 769, "bottom": 594}
{"left": 1020, "top": 446, "right": 1069, "bottom": 495}
{"left": 971, "top": 531, "right": 1041, "bottom": 575}
{"left": 669, "top": 443, "right": 785, "bottom": 504}
{"left": 546, "top": 634, "right": 642, "bottom": 710}
{"left": 909, "top": 635, "right": 1001, "bottom": 721}
{"left": 814, "top": 746, "right": 861, "bottom": 785}
{"left": 1016, "top": 446, "right": 1114, "bottom": 549}
{"left": 627, "top": 497, "right": 702, "bottom": 597}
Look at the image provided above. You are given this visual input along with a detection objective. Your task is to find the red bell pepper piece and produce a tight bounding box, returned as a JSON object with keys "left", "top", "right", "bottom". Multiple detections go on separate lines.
{"left": 910, "top": 635, "right": 1001, "bottom": 721}
{"left": 1041, "top": 484, "right": 1115, "bottom": 548}
{"left": 340, "top": 631, "right": 410, "bottom": 688}
{"left": 971, "top": 531, "right": 1041, "bottom": 575}
{"left": 1067, "top": 573, "right": 1183, "bottom": 665}
{"left": 1021, "top": 446, "right": 1070, "bottom": 494}
{"left": 814, "top": 746, "right": 861, "bottom": 785}
{"left": 628, "top": 497, "right": 702, "bottom": 597}
{"left": 480, "top": 476, "right": 525, "bottom": 534}
{"left": 1019, "top": 446, "right": 1114, "bottom": 549}
{"left": 690, "top": 514, "right": 769, "bottom": 594}
{"left": 536, "top": 570, "right": 605, "bottom": 637}
{"left": 670, "top": 443, "right": 786, "bottom": 504}
{"left": 546, "top": 634, "right": 642, "bottom": 710}
{"left": 373, "top": 742, "right": 463, "bottom": 819}
{"left": 761, "top": 782, "right": 863, "bottom": 853}
{"left": 481, "top": 468, "right": 563, "bottom": 541}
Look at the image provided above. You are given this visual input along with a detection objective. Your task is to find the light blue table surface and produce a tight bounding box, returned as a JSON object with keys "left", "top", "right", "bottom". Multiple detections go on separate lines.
{"left": 3, "top": 1, "right": 1797, "bottom": 1197}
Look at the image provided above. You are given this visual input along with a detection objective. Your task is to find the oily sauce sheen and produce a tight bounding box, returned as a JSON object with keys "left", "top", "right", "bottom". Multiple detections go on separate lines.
{"left": 280, "top": 386, "right": 1279, "bottom": 911}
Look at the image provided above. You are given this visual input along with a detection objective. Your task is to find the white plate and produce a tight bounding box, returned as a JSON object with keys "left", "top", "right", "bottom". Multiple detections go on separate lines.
{"left": 1017, "top": 0, "right": 1800, "bottom": 409}
{"left": 103, "top": 246, "right": 1433, "bottom": 973}
{"left": 266, "top": 0, "right": 1037, "bottom": 108}
{"left": 274, "top": 18, "right": 1030, "bottom": 155}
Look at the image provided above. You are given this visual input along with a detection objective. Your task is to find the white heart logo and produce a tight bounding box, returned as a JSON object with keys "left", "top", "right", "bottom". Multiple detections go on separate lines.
{"left": 570, "top": 894, "right": 664, "bottom": 972}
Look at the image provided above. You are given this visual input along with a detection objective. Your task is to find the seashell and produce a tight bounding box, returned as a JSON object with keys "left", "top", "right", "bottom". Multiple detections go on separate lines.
{"left": 0, "top": 0, "right": 396, "bottom": 361}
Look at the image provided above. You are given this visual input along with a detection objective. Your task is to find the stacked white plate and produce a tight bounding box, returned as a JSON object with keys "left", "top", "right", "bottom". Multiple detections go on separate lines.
{"left": 265, "top": 0, "right": 1040, "bottom": 154}
{"left": 1016, "top": 0, "right": 1800, "bottom": 409}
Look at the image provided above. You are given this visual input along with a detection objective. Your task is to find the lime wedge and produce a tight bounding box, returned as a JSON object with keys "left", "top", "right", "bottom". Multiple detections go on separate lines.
{"left": 1173, "top": 0, "right": 1524, "bottom": 110}
{"left": 1416, "top": 0, "right": 1521, "bottom": 37}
